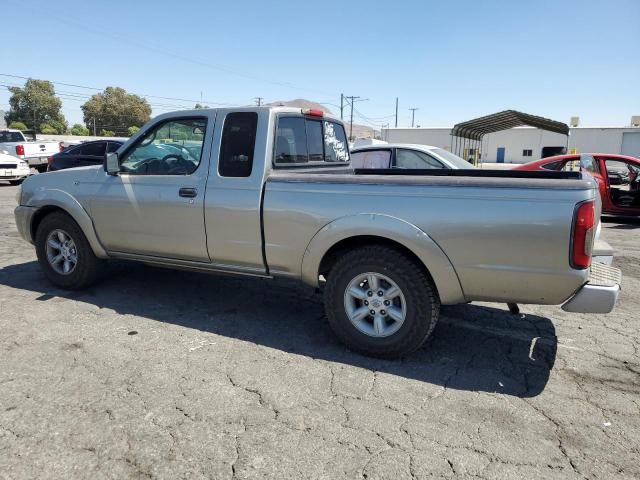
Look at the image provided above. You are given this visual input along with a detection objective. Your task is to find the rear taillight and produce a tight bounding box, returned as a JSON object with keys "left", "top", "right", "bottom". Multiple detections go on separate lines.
{"left": 47, "top": 156, "right": 54, "bottom": 165}
{"left": 59, "top": 142, "right": 64, "bottom": 152}
{"left": 15, "top": 145, "right": 25, "bottom": 156}
{"left": 571, "top": 200, "right": 596, "bottom": 269}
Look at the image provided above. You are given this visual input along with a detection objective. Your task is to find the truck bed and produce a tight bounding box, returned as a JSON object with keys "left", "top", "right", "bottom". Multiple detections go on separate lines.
{"left": 263, "top": 168, "right": 598, "bottom": 305}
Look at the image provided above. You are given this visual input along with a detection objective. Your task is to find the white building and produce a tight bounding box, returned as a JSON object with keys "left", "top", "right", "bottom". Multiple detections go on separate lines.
{"left": 382, "top": 120, "right": 640, "bottom": 164}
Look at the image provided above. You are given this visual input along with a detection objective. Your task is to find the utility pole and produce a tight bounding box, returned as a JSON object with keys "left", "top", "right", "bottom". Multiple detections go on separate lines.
{"left": 409, "top": 107, "right": 419, "bottom": 128}
{"left": 344, "top": 95, "right": 368, "bottom": 140}
{"left": 395, "top": 97, "right": 398, "bottom": 128}
{"left": 340, "top": 93, "right": 344, "bottom": 120}
{"left": 255, "top": 97, "right": 263, "bottom": 106}
{"left": 92, "top": 118, "right": 97, "bottom": 136}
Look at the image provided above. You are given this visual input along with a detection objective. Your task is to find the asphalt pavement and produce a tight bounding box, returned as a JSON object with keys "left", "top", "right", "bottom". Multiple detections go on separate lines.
{"left": 0, "top": 183, "right": 638, "bottom": 479}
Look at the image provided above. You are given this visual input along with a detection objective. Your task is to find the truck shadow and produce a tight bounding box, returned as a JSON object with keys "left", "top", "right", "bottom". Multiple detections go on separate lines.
{"left": 0, "top": 261, "right": 557, "bottom": 398}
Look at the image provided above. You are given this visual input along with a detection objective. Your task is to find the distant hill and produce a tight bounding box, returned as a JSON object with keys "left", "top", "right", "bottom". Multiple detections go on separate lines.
{"left": 266, "top": 99, "right": 379, "bottom": 139}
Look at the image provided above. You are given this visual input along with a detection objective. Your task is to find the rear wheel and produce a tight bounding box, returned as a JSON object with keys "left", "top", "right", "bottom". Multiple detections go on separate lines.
{"left": 324, "top": 245, "right": 440, "bottom": 358}
{"left": 35, "top": 211, "right": 105, "bottom": 289}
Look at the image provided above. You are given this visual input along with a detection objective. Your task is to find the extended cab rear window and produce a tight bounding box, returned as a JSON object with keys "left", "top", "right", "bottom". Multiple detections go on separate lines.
{"left": 274, "top": 116, "right": 349, "bottom": 166}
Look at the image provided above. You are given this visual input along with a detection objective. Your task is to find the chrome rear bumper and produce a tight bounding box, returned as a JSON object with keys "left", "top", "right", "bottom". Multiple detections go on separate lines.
{"left": 562, "top": 262, "right": 622, "bottom": 314}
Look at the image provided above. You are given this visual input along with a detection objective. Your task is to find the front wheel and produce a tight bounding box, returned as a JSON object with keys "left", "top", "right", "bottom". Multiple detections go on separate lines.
{"left": 9, "top": 179, "right": 24, "bottom": 186}
{"left": 35, "top": 211, "right": 105, "bottom": 289}
{"left": 324, "top": 245, "right": 440, "bottom": 359}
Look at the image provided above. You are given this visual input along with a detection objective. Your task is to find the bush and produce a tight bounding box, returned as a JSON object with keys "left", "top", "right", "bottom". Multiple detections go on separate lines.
{"left": 100, "top": 129, "right": 116, "bottom": 137}
{"left": 127, "top": 126, "right": 140, "bottom": 136}
{"left": 70, "top": 124, "right": 90, "bottom": 136}
{"left": 8, "top": 121, "right": 28, "bottom": 130}
{"left": 40, "top": 123, "right": 58, "bottom": 134}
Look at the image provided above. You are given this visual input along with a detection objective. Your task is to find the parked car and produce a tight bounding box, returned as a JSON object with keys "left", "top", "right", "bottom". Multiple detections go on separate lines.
{"left": 0, "top": 129, "right": 63, "bottom": 172}
{"left": 47, "top": 140, "right": 124, "bottom": 172}
{"left": 14, "top": 107, "right": 621, "bottom": 358}
{"left": 514, "top": 153, "right": 640, "bottom": 216}
{"left": 0, "top": 151, "right": 30, "bottom": 185}
{"left": 351, "top": 144, "right": 475, "bottom": 170}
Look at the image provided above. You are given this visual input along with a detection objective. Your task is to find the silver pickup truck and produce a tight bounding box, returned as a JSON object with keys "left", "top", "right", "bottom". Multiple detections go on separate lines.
{"left": 14, "top": 107, "right": 621, "bottom": 358}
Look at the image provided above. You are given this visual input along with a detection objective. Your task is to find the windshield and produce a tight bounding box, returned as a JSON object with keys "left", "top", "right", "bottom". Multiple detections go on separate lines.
{"left": 431, "top": 148, "right": 476, "bottom": 169}
{"left": 0, "top": 131, "right": 25, "bottom": 143}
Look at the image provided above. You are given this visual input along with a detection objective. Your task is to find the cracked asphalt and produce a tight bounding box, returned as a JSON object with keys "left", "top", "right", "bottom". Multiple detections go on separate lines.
{"left": 0, "top": 183, "right": 639, "bottom": 479}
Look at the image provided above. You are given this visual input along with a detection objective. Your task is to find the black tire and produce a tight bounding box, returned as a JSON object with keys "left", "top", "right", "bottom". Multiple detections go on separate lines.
{"left": 324, "top": 245, "right": 440, "bottom": 359}
{"left": 35, "top": 164, "right": 47, "bottom": 173}
{"left": 9, "top": 179, "right": 24, "bottom": 186}
{"left": 35, "top": 211, "right": 105, "bottom": 289}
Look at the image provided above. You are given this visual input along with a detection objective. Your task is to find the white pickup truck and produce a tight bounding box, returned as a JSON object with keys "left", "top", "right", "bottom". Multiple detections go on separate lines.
{"left": 0, "top": 129, "right": 62, "bottom": 172}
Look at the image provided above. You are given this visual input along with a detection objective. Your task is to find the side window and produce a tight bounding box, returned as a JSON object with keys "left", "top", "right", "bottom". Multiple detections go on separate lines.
{"left": 120, "top": 118, "right": 207, "bottom": 175}
{"left": 107, "top": 142, "right": 121, "bottom": 153}
{"left": 275, "top": 117, "right": 308, "bottom": 164}
{"left": 351, "top": 150, "right": 391, "bottom": 169}
{"left": 219, "top": 112, "right": 258, "bottom": 178}
{"left": 63, "top": 145, "right": 80, "bottom": 155}
{"left": 323, "top": 121, "right": 349, "bottom": 162}
{"left": 79, "top": 142, "right": 106, "bottom": 156}
{"left": 395, "top": 149, "right": 444, "bottom": 169}
{"left": 580, "top": 154, "right": 599, "bottom": 174}
{"left": 562, "top": 160, "right": 581, "bottom": 171}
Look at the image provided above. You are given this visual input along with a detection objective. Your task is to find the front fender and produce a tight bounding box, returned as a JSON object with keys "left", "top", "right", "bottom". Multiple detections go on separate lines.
{"left": 25, "top": 188, "right": 108, "bottom": 259}
{"left": 301, "top": 213, "right": 465, "bottom": 305}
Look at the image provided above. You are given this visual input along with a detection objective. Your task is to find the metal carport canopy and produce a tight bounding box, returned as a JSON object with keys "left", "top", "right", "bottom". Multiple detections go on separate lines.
{"left": 451, "top": 110, "right": 570, "bottom": 140}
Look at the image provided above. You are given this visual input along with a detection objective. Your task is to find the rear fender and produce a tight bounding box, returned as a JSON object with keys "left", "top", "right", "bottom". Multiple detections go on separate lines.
{"left": 301, "top": 213, "right": 465, "bottom": 305}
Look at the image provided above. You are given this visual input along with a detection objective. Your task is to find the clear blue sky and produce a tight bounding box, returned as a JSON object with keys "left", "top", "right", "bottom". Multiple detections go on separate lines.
{"left": 2, "top": 0, "right": 638, "bottom": 128}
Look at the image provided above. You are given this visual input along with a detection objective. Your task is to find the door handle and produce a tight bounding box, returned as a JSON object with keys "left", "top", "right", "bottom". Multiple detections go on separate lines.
{"left": 179, "top": 187, "right": 198, "bottom": 198}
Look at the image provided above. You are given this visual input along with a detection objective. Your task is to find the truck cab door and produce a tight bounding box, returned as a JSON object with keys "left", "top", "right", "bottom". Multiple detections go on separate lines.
{"left": 600, "top": 156, "right": 640, "bottom": 215}
{"left": 204, "top": 111, "right": 267, "bottom": 274}
{"left": 90, "top": 115, "right": 214, "bottom": 262}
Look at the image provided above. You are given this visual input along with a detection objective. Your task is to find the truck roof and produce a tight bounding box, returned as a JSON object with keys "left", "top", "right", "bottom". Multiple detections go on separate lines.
{"left": 151, "top": 106, "right": 343, "bottom": 123}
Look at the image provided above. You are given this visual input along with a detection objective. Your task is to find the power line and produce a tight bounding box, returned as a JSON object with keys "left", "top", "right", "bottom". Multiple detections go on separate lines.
{"left": 4, "top": 0, "right": 339, "bottom": 98}
{"left": 0, "top": 82, "right": 192, "bottom": 111}
{"left": 344, "top": 96, "right": 369, "bottom": 140}
{"left": 0, "top": 73, "right": 237, "bottom": 107}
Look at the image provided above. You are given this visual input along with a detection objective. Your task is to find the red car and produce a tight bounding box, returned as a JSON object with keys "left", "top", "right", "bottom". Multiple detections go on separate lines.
{"left": 514, "top": 153, "right": 640, "bottom": 216}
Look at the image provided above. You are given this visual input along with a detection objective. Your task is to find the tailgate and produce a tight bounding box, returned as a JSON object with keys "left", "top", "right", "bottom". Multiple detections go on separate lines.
{"left": 22, "top": 142, "right": 58, "bottom": 157}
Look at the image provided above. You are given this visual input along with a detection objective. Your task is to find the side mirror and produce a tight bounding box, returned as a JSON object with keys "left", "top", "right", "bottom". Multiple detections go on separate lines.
{"left": 104, "top": 152, "right": 120, "bottom": 175}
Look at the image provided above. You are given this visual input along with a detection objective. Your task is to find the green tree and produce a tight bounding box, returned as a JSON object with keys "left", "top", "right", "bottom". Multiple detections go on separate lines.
{"left": 100, "top": 129, "right": 116, "bottom": 137}
{"left": 127, "top": 126, "right": 140, "bottom": 136}
{"left": 8, "top": 121, "right": 28, "bottom": 130}
{"left": 70, "top": 124, "right": 90, "bottom": 136}
{"left": 194, "top": 103, "right": 209, "bottom": 109}
{"left": 40, "top": 123, "right": 59, "bottom": 134}
{"left": 5, "top": 79, "right": 68, "bottom": 133}
{"left": 81, "top": 87, "right": 151, "bottom": 137}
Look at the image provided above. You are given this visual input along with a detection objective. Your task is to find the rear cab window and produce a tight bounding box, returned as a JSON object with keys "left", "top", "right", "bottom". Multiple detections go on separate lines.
{"left": 274, "top": 114, "right": 349, "bottom": 166}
